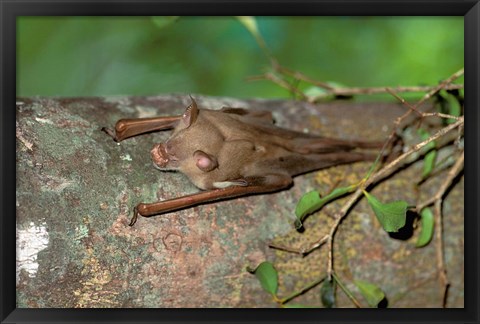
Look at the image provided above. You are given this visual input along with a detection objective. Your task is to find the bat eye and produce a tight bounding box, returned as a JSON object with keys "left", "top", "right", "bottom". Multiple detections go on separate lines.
{"left": 193, "top": 150, "right": 218, "bottom": 172}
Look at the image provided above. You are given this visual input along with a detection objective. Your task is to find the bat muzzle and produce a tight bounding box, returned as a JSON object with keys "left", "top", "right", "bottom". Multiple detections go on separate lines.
{"left": 151, "top": 143, "right": 170, "bottom": 168}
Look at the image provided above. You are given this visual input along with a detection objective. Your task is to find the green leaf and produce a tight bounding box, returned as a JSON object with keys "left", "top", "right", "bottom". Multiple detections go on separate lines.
{"left": 418, "top": 128, "right": 437, "bottom": 178}
{"left": 354, "top": 280, "right": 385, "bottom": 307}
{"left": 320, "top": 279, "right": 336, "bottom": 308}
{"left": 295, "top": 190, "right": 322, "bottom": 226}
{"left": 445, "top": 92, "right": 462, "bottom": 124}
{"left": 150, "top": 16, "right": 179, "bottom": 29}
{"left": 363, "top": 191, "right": 408, "bottom": 233}
{"left": 304, "top": 86, "right": 331, "bottom": 100}
{"left": 422, "top": 149, "right": 437, "bottom": 178}
{"left": 416, "top": 208, "right": 434, "bottom": 247}
{"left": 436, "top": 91, "right": 462, "bottom": 124}
{"left": 247, "top": 261, "right": 278, "bottom": 296}
{"left": 295, "top": 185, "right": 357, "bottom": 230}
{"left": 326, "top": 81, "right": 353, "bottom": 99}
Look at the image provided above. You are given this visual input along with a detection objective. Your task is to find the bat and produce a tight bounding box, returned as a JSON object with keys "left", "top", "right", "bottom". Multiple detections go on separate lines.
{"left": 103, "top": 97, "right": 382, "bottom": 226}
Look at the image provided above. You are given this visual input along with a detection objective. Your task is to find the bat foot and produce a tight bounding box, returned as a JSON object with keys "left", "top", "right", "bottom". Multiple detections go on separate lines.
{"left": 129, "top": 207, "right": 139, "bottom": 226}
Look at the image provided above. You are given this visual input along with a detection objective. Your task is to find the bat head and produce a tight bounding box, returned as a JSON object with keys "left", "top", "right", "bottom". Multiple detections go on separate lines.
{"left": 150, "top": 97, "right": 222, "bottom": 178}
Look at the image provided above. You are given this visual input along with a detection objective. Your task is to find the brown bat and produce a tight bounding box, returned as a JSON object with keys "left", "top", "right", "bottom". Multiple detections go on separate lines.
{"left": 103, "top": 97, "right": 381, "bottom": 226}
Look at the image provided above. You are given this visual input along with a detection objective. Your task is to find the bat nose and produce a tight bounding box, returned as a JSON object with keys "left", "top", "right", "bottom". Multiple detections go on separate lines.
{"left": 151, "top": 143, "right": 169, "bottom": 167}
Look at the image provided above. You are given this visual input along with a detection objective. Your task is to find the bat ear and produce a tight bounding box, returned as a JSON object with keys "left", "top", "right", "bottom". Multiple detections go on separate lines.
{"left": 193, "top": 150, "right": 218, "bottom": 172}
{"left": 182, "top": 96, "right": 199, "bottom": 128}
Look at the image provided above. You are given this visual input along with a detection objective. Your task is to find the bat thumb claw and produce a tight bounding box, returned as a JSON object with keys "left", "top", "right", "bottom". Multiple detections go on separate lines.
{"left": 101, "top": 127, "right": 119, "bottom": 142}
{"left": 129, "top": 208, "right": 139, "bottom": 226}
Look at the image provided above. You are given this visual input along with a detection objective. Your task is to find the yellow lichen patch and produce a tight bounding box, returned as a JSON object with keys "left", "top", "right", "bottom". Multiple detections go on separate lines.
{"left": 343, "top": 245, "right": 358, "bottom": 259}
{"left": 391, "top": 246, "right": 413, "bottom": 262}
{"left": 314, "top": 164, "right": 366, "bottom": 190}
{"left": 221, "top": 270, "right": 249, "bottom": 306}
{"left": 314, "top": 169, "right": 337, "bottom": 188}
{"left": 269, "top": 213, "right": 333, "bottom": 301}
{"left": 73, "top": 247, "right": 120, "bottom": 307}
{"left": 337, "top": 214, "right": 366, "bottom": 260}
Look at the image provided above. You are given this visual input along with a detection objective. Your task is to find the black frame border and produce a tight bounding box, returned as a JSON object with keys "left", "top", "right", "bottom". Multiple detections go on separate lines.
{"left": 1, "top": 1, "right": 478, "bottom": 323}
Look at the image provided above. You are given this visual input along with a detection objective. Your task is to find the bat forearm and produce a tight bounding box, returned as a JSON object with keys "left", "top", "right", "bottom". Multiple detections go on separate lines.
{"left": 104, "top": 115, "right": 182, "bottom": 142}
{"left": 129, "top": 175, "right": 293, "bottom": 225}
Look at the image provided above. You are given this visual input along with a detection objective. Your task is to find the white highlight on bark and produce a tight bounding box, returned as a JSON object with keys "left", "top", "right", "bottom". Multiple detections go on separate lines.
{"left": 16, "top": 222, "right": 50, "bottom": 284}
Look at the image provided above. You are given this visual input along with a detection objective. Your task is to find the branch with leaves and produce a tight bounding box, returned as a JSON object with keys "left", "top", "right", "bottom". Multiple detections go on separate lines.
{"left": 249, "top": 68, "right": 464, "bottom": 308}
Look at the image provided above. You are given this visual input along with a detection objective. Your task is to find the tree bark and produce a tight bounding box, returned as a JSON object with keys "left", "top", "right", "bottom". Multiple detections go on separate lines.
{"left": 15, "top": 95, "right": 463, "bottom": 308}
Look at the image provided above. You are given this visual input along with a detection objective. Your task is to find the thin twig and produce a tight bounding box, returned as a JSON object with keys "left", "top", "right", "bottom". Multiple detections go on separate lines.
{"left": 413, "top": 68, "right": 464, "bottom": 111}
{"left": 269, "top": 235, "right": 329, "bottom": 256}
{"left": 332, "top": 272, "right": 363, "bottom": 308}
{"left": 416, "top": 146, "right": 457, "bottom": 186}
{"left": 397, "top": 68, "right": 465, "bottom": 123}
{"left": 387, "top": 87, "right": 462, "bottom": 121}
{"left": 326, "top": 84, "right": 463, "bottom": 97}
{"left": 273, "top": 64, "right": 335, "bottom": 91}
{"left": 260, "top": 72, "right": 307, "bottom": 100}
{"left": 434, "top": 200, "right": 450, "bottom": 308}
{"left": 416, "top": 151, "right": 463, "bottom": 307}
{"left": 415, "top": 151, "right": 464, "bottom": 213}
{"left": 374, "top": 119, "right": 462, "bottom": 181}
{"left": 249, "top": 65, "right": 464, "bottom": 101}
{"left": 422, "top": 112, "right": 462, "bottom": 121}
{"left": 386, "top": 87, "right": 426, "bottom": 118}
{"left": 279, "top": 276, "right": 326, "bottom": 305}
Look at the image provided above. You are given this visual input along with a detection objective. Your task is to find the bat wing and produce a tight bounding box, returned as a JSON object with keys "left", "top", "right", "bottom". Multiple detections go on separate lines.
{"left": 237, "top": 121, "right": 382, "bottom": 154}
{"left": 220, "top": 107, "right": 274, "bottom": 124}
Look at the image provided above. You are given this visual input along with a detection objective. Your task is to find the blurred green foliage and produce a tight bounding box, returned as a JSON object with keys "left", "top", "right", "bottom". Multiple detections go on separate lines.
{"left": 17, "top": 16, "right": 463, "bottom": 99}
